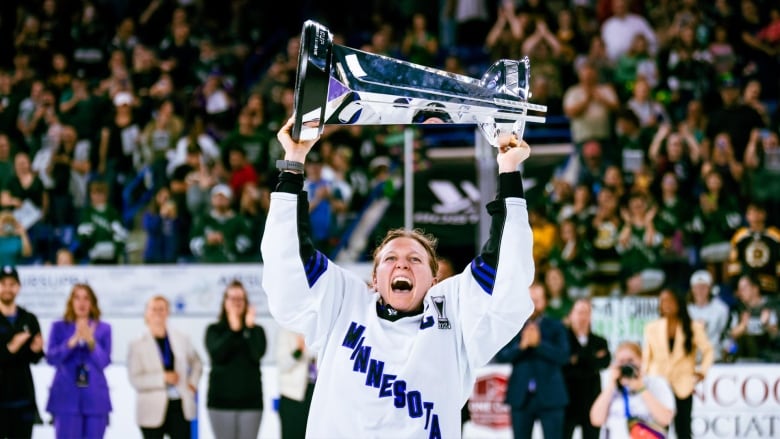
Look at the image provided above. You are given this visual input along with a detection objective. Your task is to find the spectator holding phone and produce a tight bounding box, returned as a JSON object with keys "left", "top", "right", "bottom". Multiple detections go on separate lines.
{"left": 0, "top": 265, "right": 45, "bottom": 439}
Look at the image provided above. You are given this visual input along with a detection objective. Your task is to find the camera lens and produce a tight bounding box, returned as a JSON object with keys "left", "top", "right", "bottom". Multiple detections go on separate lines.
{"left": 620, "top": 364, "right": 636, "bottom": 378}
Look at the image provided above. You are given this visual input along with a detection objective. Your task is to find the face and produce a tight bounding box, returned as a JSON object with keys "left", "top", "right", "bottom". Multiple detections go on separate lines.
{"left": 373, "top": 237, "right": 436, "bottom": 312}
{"left": 705, "top": 172, "right": 722, "bottom": 192}
{"left": 545, "top": 268, "right": 565, "bottom": 295}
{"left": 661, "top": 173, "right": 678, "bottom": 193}
{"left": 211, "top": 192, "right": 230, "bottom": 210}
{"left": 145, "top": 298, "right": 169, "bottom": 327}
{"left": 666, "top": 134, "right": 683, "bottom": 160}
{"left": 14, "top": 153, "right": 30, "bottom": 174}
{"left": 569, "top": 300, "right": 591, "bottom": 330}
{"left": 604, "top": 166, "right": 622, "bottom": 187}
{"left": 90, "top": 189, "right": 107, "bottom": 206}
{"left": 691, "top": 282, "right": 711, "bottom": 304}
{"left": 736, "top": 277, "right": 758, "bottom": 303}
{"left": 746, "top": 206, "right": 766, "bottom": 229}
{"left": 224, "top": 286, "right": 247, "bottom": 316}
{"left": 71, "top": 287, "right": 93, "bottom": 319}
{"left": 628, "top": 196, "right": 647, "bottom": 216}
{"left": 658, "top": 290, "right": 679, "bottom": 317}
{"left": 529, "top": 284, "right": 547, "bottom": 316}
{"left": 0, "top": 277, "right": 20, "bottom": 306}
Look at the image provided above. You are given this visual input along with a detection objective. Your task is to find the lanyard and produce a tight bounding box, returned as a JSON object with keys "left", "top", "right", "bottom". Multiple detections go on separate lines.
{"left": 157, "top": 335, "right": 173, "bottom": 370}
{"left": 621, "top": 387, "right": 632, "bottom": 418}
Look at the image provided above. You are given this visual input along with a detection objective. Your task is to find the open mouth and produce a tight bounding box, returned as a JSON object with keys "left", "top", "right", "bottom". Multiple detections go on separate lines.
{"left": 391, "top": 276, "right": 413, "bottom": 293}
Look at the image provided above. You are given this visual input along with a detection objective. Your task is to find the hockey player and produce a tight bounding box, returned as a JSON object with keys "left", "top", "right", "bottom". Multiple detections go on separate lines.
{"left": 262, "top": 116, "right": 535, "bottom": 438}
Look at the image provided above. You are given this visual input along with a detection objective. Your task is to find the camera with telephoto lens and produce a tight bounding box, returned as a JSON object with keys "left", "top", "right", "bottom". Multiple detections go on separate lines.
{"left": 620, "top": 364, "right": 638, "bottom": 379}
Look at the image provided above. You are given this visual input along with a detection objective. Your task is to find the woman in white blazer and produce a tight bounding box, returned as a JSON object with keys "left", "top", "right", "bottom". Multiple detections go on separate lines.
{"left": 276, "top": 328, "right": 316, "bottom": 439}
{"left": 128, "top": 295, "right": 203, "bottom": 439}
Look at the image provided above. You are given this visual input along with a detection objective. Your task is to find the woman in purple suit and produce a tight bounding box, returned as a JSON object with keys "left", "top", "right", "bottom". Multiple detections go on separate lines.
{"left": 46, "top": 284, "right": 112, "bottom": 439}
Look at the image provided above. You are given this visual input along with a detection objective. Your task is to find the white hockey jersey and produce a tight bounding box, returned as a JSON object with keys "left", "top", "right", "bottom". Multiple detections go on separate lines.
{"left": 261, "top": 172, "right": 534, "bottom": 438}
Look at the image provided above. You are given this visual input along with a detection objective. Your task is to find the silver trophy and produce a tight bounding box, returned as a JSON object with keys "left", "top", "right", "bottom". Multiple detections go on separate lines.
{"left": 292, "top": 20, "right": 546, "bottom": 146}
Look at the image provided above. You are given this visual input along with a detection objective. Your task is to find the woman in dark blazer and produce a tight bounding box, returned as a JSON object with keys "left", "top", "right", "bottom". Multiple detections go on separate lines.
{"left": 46, "top": 283, "right": 112, "bottom": 439}
{"left": 205, "top": 280, "right": 267, "bottom": 439}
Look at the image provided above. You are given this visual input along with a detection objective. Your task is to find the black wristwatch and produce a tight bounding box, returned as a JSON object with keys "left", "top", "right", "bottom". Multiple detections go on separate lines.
{"left": 276, "top": 159, "right": 304, "bottom": 173}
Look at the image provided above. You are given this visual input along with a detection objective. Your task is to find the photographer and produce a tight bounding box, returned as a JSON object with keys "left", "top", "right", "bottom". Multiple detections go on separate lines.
{"left": 590, "top": 341, "right": 675, "bottom": 439}
{"left": 0, "top": 211, "right": 32, "bottom": 265}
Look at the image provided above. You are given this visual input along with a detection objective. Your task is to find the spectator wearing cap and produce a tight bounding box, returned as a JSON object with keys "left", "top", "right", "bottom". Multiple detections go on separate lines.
{"left": 726, "top": 201, "right": 780, "bottom": 295}
{"left": 77, "top": 180, "right": 127, "bottom": 264}
{"left": 97, "top": 89, "right": 140, "bottom": 213}
{"left": 0, "top": 265, "right": 45, "bottom": 439}
{"left": 189, "top": 183, "right": 252, "bottom": 263}
{"left": 705, "top": 75, "right": 765, "bottom": 162}
{"left": 687, "top": 269, "right": 731, "bottom": 362}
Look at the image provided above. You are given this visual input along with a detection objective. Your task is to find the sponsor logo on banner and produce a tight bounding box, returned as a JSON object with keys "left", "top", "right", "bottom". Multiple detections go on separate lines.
{"left": 15, "top": 265, "right": 268, "bottom": 317}
{"left": 690, "top": 364, "right": 780, "bottom": 438}
{"left": 468, "top": 365, "right": 511, "bottom": 430}
{"left": 414, "top": 179, "right": 479, "bottom": 225}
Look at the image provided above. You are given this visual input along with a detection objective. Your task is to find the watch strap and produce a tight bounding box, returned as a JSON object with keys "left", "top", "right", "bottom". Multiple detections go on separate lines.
{"left": 276, "top": 159, "right": 304, "bottom": 173}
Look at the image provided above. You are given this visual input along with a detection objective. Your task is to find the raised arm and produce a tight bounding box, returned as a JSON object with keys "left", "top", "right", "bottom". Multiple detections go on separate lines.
{"left": 261, "top": 118, "right": 369, "bottom": 348}
{"left": 460, "top": 135, "right": 535, "bottom": 368}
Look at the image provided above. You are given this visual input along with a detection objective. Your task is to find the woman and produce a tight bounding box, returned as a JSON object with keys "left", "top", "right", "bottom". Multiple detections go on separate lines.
{"left": 205, "top": 280, "right": 266, "bottom": 439}
{"left": 142, "top": 185, "right": 181, "bottom": 263}
{"left": 0, "top": 151, "right": 49, "bottom": 261}
{"left": 643, "top": 289, "right": 714, "bottom": 439}
{"left": 46, "top": 284, "right": 112, "bottom": 439}
{"left": 128, "top": 295, "right": 202, "bottom": 439}
{"left": 276, "top": 327, "right": 316, "bottom": 439}
{"left": 590, "top": 341, "right": 675, "bottom": 438}
{"left": 0, "top": 212, "right": 32, "bottom": 265}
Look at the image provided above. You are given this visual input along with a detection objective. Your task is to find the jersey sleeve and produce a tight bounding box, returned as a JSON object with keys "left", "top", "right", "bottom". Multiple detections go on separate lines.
{"left": 458, "top": 171, "right": 535, "bottom": 370}
{"left": 261, "top": 173, "right": 368, "bottom": 352}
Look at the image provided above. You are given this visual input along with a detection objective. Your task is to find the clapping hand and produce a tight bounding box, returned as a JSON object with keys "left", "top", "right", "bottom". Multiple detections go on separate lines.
{"left": 519, "top": 322, "right": 541, "bottom": 349}
{"left": 6, "top": 331, "right": 32, "bottom": 354}
{"left": 245, "top": 305, "right": 256, "bottom": 328}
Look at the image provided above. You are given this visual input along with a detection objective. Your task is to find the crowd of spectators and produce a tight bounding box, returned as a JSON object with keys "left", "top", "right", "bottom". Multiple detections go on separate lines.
{"left": 0, "top": 0, "right": 778, "bottom": 355}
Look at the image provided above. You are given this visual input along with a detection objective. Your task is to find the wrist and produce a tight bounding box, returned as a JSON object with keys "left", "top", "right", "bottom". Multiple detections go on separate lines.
{"left": 277, "top": 159, "right": 304, "bottom": 174}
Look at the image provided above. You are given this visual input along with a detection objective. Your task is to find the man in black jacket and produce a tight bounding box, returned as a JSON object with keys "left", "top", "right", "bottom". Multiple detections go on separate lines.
{"left": 562, "top": 298, "right": 611, "bottom": 439}
{"left": 0, "top": 265, "right": 44, "bottom": 439}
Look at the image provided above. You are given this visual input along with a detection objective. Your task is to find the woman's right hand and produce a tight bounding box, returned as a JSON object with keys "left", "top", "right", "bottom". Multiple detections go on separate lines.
{"left": 277, "top": 116, "right": 320, "bottom": 164}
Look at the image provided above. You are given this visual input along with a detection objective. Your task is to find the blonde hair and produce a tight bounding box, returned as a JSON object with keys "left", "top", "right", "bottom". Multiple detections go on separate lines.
{"left": 372, "top": 228, "right": 439, "bottom": 276}
{"left": 616, "top": 341, "right": 642, "bottom": 359}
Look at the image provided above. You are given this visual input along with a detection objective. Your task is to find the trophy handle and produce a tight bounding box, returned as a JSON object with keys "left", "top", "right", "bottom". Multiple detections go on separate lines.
{"left": 292, "top": 21, "right": 333, "bottom": 142}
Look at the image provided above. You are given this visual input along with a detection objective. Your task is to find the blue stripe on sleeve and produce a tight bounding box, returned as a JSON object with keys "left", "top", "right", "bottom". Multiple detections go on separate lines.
{"left": 470, "top": 256, "right": 496, "bottom": 295}
{"left": 305, "top": 251, "right": 328, "bottom": 287}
